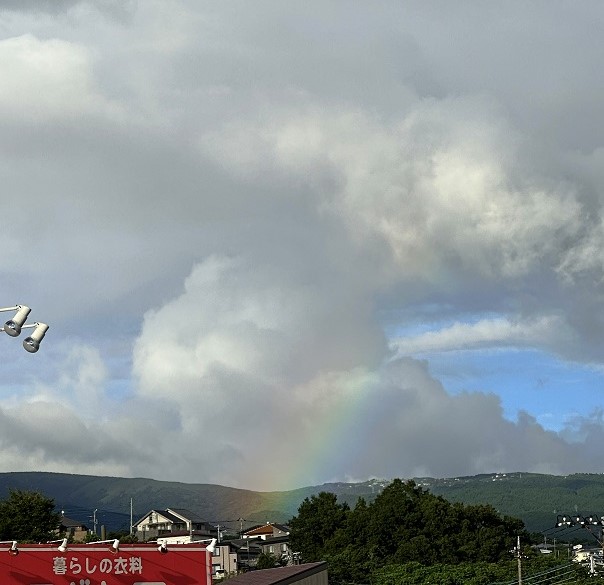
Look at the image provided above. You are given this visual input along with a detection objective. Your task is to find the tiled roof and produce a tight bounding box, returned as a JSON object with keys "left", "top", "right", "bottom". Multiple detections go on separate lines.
{"left": 244, "top": 523, "right": 289, "bottom": 536}
{"left": 222, "top": 562, "right": 327, "bottom": 585}
{"left": 168, "top": 508, "right": 207, "bottom": 523}
{"left": 156, "top": 510, "right": 184, "bottom": 523}
{"left": 60, "top": 516, "right": 88, "bottom": 529}
{"left": 135, "top": 509, "right": 197, "bottom": 525}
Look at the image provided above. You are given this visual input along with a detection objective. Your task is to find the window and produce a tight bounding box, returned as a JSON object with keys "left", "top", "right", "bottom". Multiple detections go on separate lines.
{"left": 212, "top": 563, "right": 222, "bottom": 575}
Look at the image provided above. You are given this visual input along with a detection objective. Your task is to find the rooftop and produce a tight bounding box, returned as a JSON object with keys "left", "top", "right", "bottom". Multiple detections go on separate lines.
{"left": 221, "top": 562, "right": 327, "bottom": 585}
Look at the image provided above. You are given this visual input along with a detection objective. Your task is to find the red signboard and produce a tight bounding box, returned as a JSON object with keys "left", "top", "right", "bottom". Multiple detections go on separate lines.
{"left": 0, "top": 543, "right": 211, "bottom": 585}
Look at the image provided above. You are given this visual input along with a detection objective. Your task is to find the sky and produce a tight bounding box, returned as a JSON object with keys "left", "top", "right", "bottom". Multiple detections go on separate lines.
{"left": 0, "top": 1, "right": 604, "bottom": 492}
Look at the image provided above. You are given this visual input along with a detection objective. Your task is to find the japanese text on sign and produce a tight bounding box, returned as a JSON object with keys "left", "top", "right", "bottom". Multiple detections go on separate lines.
{"left": 53, "top": 556, "right": 143, "bottom": 576}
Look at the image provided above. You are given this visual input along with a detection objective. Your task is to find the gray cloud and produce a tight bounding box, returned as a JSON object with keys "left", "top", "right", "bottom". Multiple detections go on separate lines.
{"left": 0, "top": 0, "right": 81, "bottom": 12}
{"left": 0, "top": 0, "right": 136, "bottom": 20}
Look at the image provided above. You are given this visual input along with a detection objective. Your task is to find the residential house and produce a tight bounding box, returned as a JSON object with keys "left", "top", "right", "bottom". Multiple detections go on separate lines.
{"left": 241, "top": 522, "right": 292, "bottom": 566}
{"left": 209, "top": 541, "right": 240, "bottom": 578}
{"left": 228, "top": 538, "right": 262, "bottom": 572}
{"left": 57, "top": 514, "right": 89, "bottom": 542}
{"left": 133, "top": 508, "right": 217, "bottom": 541}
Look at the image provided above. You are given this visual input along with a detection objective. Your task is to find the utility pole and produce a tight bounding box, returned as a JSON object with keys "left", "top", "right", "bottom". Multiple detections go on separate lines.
{"left": 516, "top": 535, "right": 523, "bottom": 585}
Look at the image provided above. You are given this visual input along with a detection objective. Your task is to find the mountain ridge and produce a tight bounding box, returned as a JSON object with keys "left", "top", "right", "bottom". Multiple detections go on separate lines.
{"left": 1, "top": 471, "right": 601, "bottom": 534}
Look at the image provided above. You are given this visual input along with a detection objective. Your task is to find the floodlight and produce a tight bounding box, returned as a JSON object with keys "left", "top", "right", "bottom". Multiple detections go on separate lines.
{"left": 557, "top": 515, "right": 571, "bottom": 526}
{"left": 3, "top": 305, "right": 31, "bottom": 337}
{"left": 0, "top": 541, "right": 18, "bottom": 555}
{"left": 185, "top": 537, "right": 218, "bottom": 552}
{"left": 158, "top": 542, "right": 168, "bottom": 554}
{"left": 23, "top": 322, "right": 49, "bottom": 353}
{"left": 46, "top": 538, "right": 68, "bottom": 552}
{"left": 87, "top": 539, "right": 119, "bottom": 554}
{"left": 0, "top": 304, "right": 50, "bottom": 352}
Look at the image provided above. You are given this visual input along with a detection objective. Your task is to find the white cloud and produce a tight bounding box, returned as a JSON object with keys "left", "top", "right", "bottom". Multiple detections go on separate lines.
{"left": 0, "top": 34, "right": 121, "bottom": 121}
{"left": 390, "top": 315, "right": 571, "bottom": 355}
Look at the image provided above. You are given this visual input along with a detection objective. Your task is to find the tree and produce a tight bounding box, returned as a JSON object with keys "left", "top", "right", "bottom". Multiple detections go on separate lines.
{"left": 289, "top": 478, "right": 530, "bottom": 583}
{"left": 371, "top": 557, "right": 593, "bottom": 585}
{"left": 366, "top": 479, "right": 426, "bottom": 561}
{"left": 256, "top": 552, "right": 279, "bottom": 569}
{"left": 0, "top": 489, "right": 60, "bottom": 542}
{"left": 289, "top": 491, "right": 349, "bottom": 562}
{"left": 108, "top": 530, "right": 138, "bottom": 543}
{"left": 327, "top": 498, "right": 373, "bottom": 583}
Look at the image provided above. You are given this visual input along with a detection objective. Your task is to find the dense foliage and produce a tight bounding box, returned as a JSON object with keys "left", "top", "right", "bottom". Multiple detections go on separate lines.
{"left": 371, "top": 557, "right": 592, "bottom": 585}
{"left": 289, "top": 479, "right": 529, "bottom": 583}
{"left": 256, "top": 552, "right": 281, "bottom": 569}
{"left": 0, "top": 489, "right": 60, "bottom": 542}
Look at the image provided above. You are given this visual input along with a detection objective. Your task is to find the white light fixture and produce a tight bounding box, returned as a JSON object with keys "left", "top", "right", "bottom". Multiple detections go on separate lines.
{"left": 185, "top": 537, "right": 218, "bottom": 553}
{"left": 87, "top": 539, "right": 119, "bottom": 554}
{"left": 22, "top": 322, "right": 49, "bottom": 353}
{"left": 158, "top": 542, "right": 168, "bottom": 554}
{"left": 2, "top": 305, "right": 31, "bottom": 337}
{"left": 0, "top": 305, "right": 49, "bottom": 352}
{"left": 0, "top": 541, "right": 18, "bottom": 556}
{"left": 47, "top": 538, "right": 68, "bottom": 552}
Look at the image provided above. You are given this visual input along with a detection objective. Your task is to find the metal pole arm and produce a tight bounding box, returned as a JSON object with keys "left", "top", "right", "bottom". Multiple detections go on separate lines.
{"left": 0, "top": 306, "right": 19, "bottom": 313}
{"left": 0, "top": 321, "right": 43, "bottom": 333}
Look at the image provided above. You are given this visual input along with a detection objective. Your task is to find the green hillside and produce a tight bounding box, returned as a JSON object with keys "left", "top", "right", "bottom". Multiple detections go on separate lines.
{"left": 1, "top": 471, "right": 602, "bottom": 534}
{"left": 423, "top": 472, "right": 604, "bottom": 533}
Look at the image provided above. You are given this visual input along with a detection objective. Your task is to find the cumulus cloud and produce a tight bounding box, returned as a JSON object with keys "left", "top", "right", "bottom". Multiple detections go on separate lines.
{"left": 199, "top": 97, "right": 586, "bottom": 298}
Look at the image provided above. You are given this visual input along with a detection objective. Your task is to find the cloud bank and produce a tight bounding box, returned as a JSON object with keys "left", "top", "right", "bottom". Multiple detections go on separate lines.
{"left": 0, "top": 1, "right": 603, "bottom": 490}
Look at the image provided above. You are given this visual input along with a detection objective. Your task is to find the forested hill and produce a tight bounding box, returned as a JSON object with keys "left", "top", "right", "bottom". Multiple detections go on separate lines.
{"left": 419, "top": 472, "right": 604, "bottom": 533}
{"left": 0, "top": 471, "right": 602, "bottom": 533}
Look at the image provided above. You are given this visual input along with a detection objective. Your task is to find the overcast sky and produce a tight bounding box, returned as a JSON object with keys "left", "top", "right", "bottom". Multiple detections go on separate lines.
{"left": 1, "top": 0, "right": 604, "bottom": 492}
